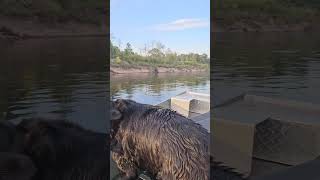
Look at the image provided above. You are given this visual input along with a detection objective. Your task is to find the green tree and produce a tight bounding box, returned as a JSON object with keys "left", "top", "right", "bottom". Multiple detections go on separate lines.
{"left": 148, "top": 48, "right": 163, "bottom": 57}
{"left": 109, "top": 38, "right": 209, "bottom": 69}
{"left": 124, "top": 43, "right": 133, "bottom": 55}
{"left": 110, "top": 40, "right": 121, "bottom": 59}
{"left": 123, "top": 43, "right": 134, "bottom": 60}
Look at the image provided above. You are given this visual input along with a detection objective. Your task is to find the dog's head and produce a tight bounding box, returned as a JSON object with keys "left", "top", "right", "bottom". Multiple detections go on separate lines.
{"left": 110, "top": 99, "right": 140, "bottom": 141}
{"left": 111, "top": 99, "right": 138, "bottom": 121}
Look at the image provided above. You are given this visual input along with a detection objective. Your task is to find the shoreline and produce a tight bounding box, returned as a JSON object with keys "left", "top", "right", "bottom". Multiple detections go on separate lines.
{"left": 0, "top": 16, "right": 107, "bottom": 39}
{"left": 213, "top": 20, "right": 320, "bottom": 33}
{"left": 2, "top": 16, "right": 319, "bottom": 39}
{"left": 110, "top": 66, "right": 208, "bottom": 74}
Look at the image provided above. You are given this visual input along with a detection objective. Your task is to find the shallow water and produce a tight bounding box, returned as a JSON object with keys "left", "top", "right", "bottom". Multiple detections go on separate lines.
{"left": 0, "top": 38, "right": 108, "bottom": 133}
{"left": 212, "top": 32, "right": 320, "bottom": 104}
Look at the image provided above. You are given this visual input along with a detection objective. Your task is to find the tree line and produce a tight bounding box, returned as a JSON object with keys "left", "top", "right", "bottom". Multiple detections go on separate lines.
{"left": 110, "top": 40, "right": 209, "bottom": 69}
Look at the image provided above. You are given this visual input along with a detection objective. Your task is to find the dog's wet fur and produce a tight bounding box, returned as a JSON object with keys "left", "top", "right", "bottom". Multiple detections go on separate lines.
{"left": 111, "top": 99, "right": 210, "bottom": 180}
{"left": 1, "top": 105, "right": 245, "bottom": 180}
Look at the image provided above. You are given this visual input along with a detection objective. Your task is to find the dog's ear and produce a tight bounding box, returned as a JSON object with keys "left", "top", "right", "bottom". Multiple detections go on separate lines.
{"left": 114, "top": 99, "right": 129, "bottom": 112}
{"left": 111, "top": 109, "right": 122, "bottom": 120}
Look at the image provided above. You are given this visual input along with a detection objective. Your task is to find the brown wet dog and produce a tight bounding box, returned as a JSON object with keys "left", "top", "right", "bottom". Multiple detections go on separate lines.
{"left": 111, "top": 99, "right": 210, "bottom": 180}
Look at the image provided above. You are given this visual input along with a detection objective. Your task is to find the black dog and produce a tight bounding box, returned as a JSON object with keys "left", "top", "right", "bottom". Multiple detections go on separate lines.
{"left": 111, "top": 99, "right": 210, "bottom": 180}
{"left": 17, "top": 118, "right": 109, "bottom": 180}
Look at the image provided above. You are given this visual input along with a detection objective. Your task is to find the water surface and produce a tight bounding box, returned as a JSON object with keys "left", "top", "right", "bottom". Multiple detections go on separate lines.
{"left": 0, "top": 38, "right": 108, "bottom": 133}
{"left": 111, "top": 72, "right": 210, "bottom": 105}
{"left": 212, "top": 32, "right": 320, "bottom": 104}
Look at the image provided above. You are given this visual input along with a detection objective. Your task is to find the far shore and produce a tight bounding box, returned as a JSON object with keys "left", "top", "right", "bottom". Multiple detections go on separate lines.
{"left": 2, "top": 15, "right": 320, "bottom": 40}
{"left": 0, "top": 16, "right": 107, "bottom": 39}
{"left": 110, "top": 66, "right": 208, "bottom": 74}
{"left": 213, "top": 19, "right": 320, "bottom": 33}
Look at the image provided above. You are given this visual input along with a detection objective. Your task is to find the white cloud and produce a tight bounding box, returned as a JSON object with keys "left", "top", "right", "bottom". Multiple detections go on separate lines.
{"left": 151, "top": 18, "right": 209, "bottom": 31}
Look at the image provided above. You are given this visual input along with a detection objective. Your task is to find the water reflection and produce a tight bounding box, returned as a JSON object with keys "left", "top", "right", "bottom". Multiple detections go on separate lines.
{"left": 0, "top": 38, "right": 108, "bottom": 133}
{"left": 111, "top": 72, "right": 210, "bottom": 105}
{"left": 212, "top": 32, "right": 320, "bottom": 104}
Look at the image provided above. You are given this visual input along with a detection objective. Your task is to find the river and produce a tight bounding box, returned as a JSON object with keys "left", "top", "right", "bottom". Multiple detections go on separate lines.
{"left": 212, "top": 32, "right": 320, "bottom": 105}
{"left": 0, "top": 38, "right": 108, "bottom": 133}
{"left": 111, "top": 72, "right": 210, "bottom": 105}
{"left": 1, "top": 32, "right": 318, "bottom": 134}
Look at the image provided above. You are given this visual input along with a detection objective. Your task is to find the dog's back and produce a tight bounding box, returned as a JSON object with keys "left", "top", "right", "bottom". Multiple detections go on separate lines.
{"left": 113, "top": 100, "right": 210, "bottom": 180}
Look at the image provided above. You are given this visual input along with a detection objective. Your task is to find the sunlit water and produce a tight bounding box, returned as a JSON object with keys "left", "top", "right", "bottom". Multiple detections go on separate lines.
{"left": 111, "top": 72, "right": 210, "bottom": 105}
{"left": 0, "top": 38, "right": 108, "bottom": 133}
{"left": 212, "top": 32, "right": 320, "bottom": 104}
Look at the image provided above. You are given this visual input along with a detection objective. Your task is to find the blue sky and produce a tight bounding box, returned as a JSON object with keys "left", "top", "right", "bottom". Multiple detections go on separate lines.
{"left": 111, "top": 0, "right": 210, "bottom": 56}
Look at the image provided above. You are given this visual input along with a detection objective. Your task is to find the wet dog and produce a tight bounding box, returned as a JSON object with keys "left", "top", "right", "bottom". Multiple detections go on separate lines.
{"left": 111, "top": 99, "right": 210, "bottom": 180}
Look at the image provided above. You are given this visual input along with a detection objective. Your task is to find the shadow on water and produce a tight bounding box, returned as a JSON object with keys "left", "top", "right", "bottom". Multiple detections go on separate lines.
{"left": 0, "top": 37, "right": 108, "bottom": 133}
{"left": 212, "top": 32, "right": 320, "bottom": 104}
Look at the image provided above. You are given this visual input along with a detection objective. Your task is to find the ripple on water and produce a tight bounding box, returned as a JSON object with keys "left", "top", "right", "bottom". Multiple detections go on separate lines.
{"left": 1, "top": 38, "right": 108, "bottom": 132}
{"left": 212, "top": 32, "right": 320, "bottom": 104}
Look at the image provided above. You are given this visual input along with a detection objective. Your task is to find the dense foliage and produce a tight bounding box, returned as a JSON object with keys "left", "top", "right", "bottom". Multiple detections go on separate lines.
{"left": 110, "top": 40, "right": 209, "bottom": 69}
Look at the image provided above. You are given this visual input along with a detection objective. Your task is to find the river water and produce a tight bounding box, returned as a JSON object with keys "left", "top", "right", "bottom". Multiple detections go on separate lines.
{"left": 212, "top": 32, "right": 320, "bottom": 105}
{"left": 2, "top": 32, "right": 319, "bottom": 179}
{"left": 111, "top": 72, "right": 210, "bottom": 105}
{"left": 1, "top": 32, "right": 319, "bottom": 133}
{"left": 111, "top": 32, "right": 320, "bottom": 106}
{"left": 0, "top": 37, "right": 210, "bottom": 134}
{"left": 0, "top": 38, "right": 108, "bottom": 133}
